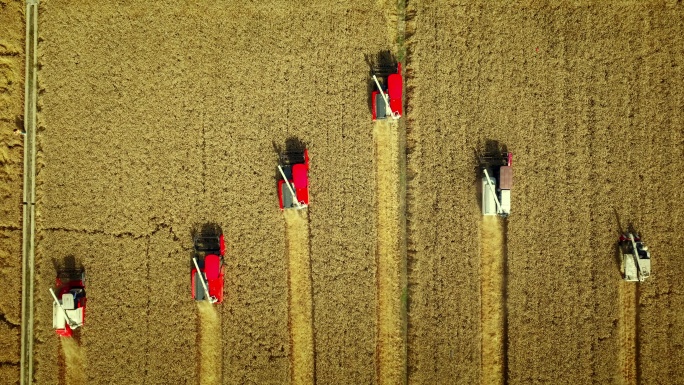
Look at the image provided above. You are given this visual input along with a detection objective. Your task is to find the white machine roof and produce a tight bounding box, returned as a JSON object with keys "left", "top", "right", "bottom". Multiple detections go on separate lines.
{"left": 53, "top": 294, "right": 83, "bottom": 330}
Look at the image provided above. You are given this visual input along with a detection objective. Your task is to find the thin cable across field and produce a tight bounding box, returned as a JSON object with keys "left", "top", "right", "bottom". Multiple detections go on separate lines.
{"left": 284, "top": 210, "right": 314, "bottom": 385}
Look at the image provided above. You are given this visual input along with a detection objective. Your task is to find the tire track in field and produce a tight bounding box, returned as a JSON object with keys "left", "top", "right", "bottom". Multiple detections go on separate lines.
{"left": 618, "top": 282, "right": 637, "bottom": 385}
{"left": 60, "top": 338, "right": 85, "bottom": 385}
{"left": 197, "top": 301, "right": 221, "bottom": 385}
{"left": 284, "top": 210, "right": 314, "bottom": 385}
{"left": 374, "top": 120, "right": 406, "bottom": 385}
{"left": 480, "top": 215, "right": 505, "bottom": 385}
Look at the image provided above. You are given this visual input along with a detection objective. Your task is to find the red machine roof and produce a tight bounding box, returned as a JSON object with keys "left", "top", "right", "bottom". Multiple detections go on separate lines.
{"left": 204, "top": 255, "right": 221, "bottom": 280}
{"left": 387, "top": 73, "right": 402, "bottom": 99}
{"left": 292, "top": 164, "right": 308, "bottom": 188}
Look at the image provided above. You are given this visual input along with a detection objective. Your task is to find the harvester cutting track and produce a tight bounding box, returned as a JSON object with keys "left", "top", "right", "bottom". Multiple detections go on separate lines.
{"left": 50, "top": 269, "right": 86, "bottom": 338}
{"left": 619, "top": 233, "right": 651, "bottom": 282}
{"left": 191, "top": 231, "right": 226, "bottom": 304}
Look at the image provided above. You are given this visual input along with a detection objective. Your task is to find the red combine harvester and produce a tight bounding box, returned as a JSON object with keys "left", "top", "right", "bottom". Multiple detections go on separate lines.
{"left": 371, "top": 62, "right": 403, "bottom": 121}
{"left": 191, "top": 232, "right": 225, "bottom": 303}
{"left": 50, "top": 270, "right": 86, "bottom": 337}
{"left": 277, "top": 149, "right": 310, "bottom": 210}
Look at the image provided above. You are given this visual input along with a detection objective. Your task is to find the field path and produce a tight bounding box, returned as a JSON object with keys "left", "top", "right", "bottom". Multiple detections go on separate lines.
{"left": 480, "top": 216, "right": 505, "bottom": 385}
{"left": 284, "top": 210, "right": 314, "bottom": 385}
{"left": 374, "top": 120, "right": 407, "bottom": 385}
{"left": 19, "top": 2, "right": 38, "bottom": 385}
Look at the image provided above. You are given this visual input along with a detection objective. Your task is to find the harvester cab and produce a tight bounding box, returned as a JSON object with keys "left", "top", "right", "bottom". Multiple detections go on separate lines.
{"left": 50, "top": 271, "right": 86, "bottom": 337}
{"left": 619, "top": 233, "right": 651, "bottom": 282}
{"left": 191, "top": 232, "right": 226, "bottom": 303}
{"left": 481, "top": 152, "right": 512, "bottom": 217}
{"left": 277, "top": 149, "right": 310, "bottom": 210}
{"left": 371, "top": 62, "right": 403, "bottom": 121}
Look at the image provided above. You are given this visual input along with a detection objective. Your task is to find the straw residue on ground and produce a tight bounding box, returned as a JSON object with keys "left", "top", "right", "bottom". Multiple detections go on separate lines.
{"left": 60, "top": 337, "right": 85, "bottom": 385}
{"left": 480, "top": 215, "right": 505, "bottom": 385}
{"left": 374, "top": 120, "right": 406, "bottom": 385}
{"left": 197, "top": 301, "right": 221, "bottom": 385}
{"left": 284, "top": 209, "right": 314, "bottom": 385}
{"left": 618, "top": 282, "right": 637, "bottom": 385}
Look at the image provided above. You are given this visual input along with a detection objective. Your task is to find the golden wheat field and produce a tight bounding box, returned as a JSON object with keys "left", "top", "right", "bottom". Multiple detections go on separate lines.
{"left": 0, "top": 0, "right": 24, "bottom": 383}
{"left": 1, "top": 0, "right": 683, "bottom": 384}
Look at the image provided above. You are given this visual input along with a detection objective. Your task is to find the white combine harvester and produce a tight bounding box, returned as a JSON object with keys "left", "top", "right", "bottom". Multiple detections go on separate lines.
{"left": 619, "top": 233, "right": 651, "bottom": 282}
{"left": 481, "top": 152, "right": 512, "bottom": 218}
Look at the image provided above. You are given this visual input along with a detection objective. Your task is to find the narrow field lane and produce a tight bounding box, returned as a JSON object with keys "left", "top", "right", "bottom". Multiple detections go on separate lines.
{"left": 284, "top": 210, "right": 314, "bottom": 385}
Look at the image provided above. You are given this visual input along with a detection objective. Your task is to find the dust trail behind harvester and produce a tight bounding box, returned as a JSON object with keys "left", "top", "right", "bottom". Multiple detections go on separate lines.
{"left": 197, "top": 301, "right": 221, "bottom": 385}
{"left": 60, "top": 337, "right": 85, "bottom": 385}
{"left": 374, "top": 120, "right": 406, "bottom": 385}
{"left": 618, "top": 282, "right": 637, "bottom": 385}
{"left": 480, "top": 215, "right": 505, "bottom": 385}
{"left": 284, "top": 209, "right": 314, "bottom": 385}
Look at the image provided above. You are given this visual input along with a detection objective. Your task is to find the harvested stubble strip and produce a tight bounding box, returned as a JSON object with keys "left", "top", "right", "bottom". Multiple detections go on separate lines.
{"left": 480, "top": 215, "right": 505, "bottom": 385}
{"left": 618, "top": 282, "right": 637, "bottom": 385}
{"left": 60, "top": 337, "right": 85, "bottom": 385}
{"left": 197, "top": 301, "right": 221, "bottom": 385}
{"left": 374, "top": 120, "right": 406, "bottom": 385}
{"left": 284, "top": 209, "right": 314, "bottom": 385}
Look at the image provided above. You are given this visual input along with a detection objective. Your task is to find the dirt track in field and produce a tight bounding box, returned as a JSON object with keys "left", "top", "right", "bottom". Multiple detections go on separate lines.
{"left": 406, "top": 1, "right": 684, "bottom": 384}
